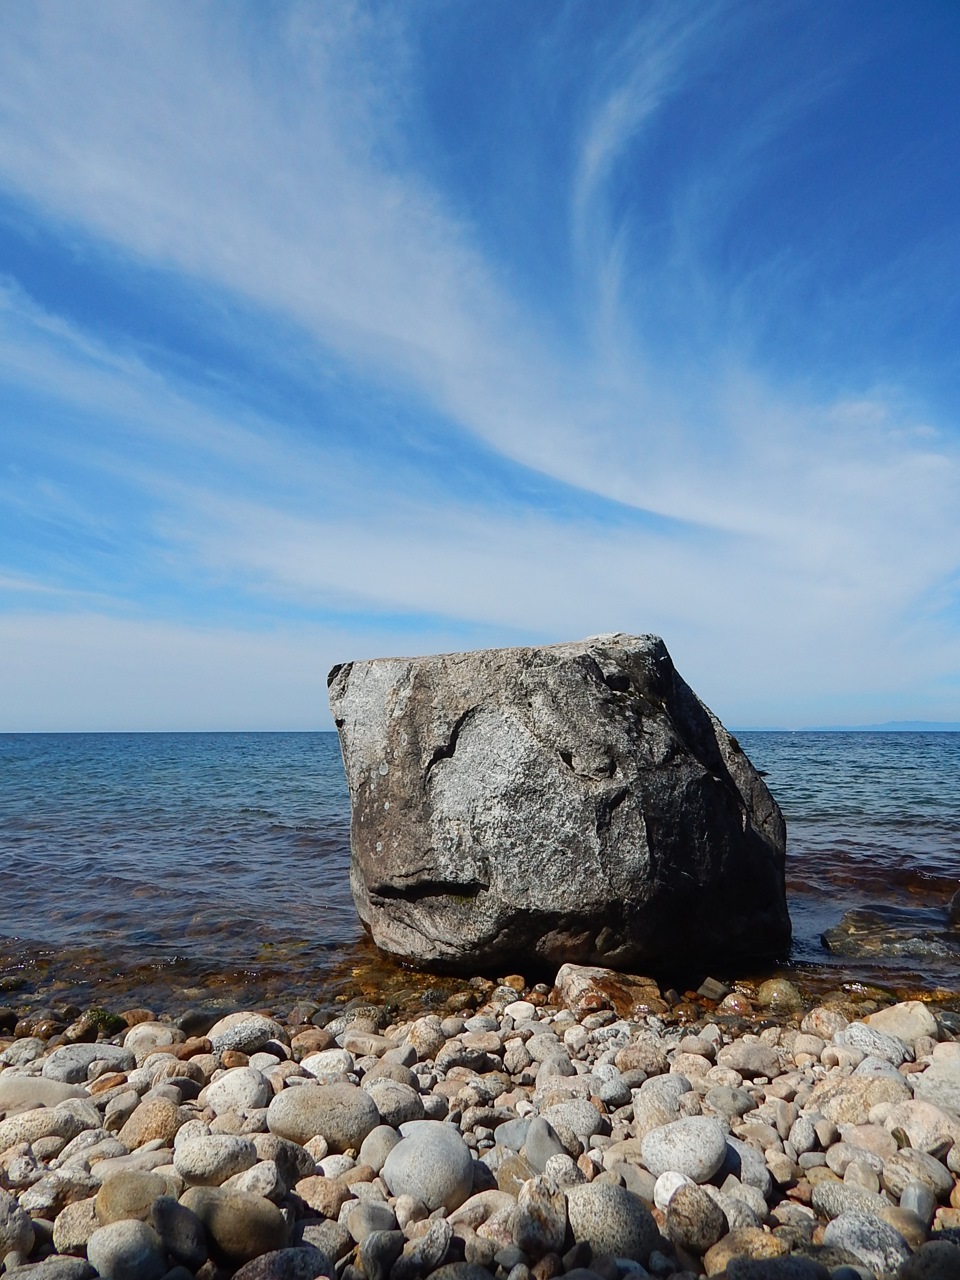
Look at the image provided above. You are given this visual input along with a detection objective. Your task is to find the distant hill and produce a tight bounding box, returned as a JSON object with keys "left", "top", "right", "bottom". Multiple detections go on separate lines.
{"left": 735, "top": 721, "right": 960, "bottom": 733}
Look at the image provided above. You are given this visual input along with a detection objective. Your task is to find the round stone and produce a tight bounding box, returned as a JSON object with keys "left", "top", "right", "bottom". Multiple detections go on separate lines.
{"left": 41, "top": 1043, "right": 135, "bottom": 1083}
{"left": 822, "top": 1210, "right": 912, "bottom": 1272}
{"left": 665, "top": 1182, "right": 728, "bottom": 1256}
{"left": 207, "top": 1012, "right": 289, "bottom": 1055}
{"left": 716, "top": 1041, "right": 781, "bottom": 1079}
{"left": 514, "top": 1176, "right": 566, "bottom": 1257}
{"left": 653, "top": 1170, "right": 694, "bottom": 1212}
{"left": 565, "top": 1183, "right": 657, "bottom": 1263}
{"left": 180, "top": 1186, "right": 289, "bottom": 1264}
{"left": 837, "top": 1022, "right": 909, "bottom": 1067}
{"left": 381, "top": 1120, "right": 474, "bottom": 1213}
{"left": 86, "top": 1219, "right": 168, "bottom": 1280}
{"left": 883, "top": 1147, "right": 953, "bottom": 1200}
{"left": 301, "top": 1049, "right": 355, "bottom": 1077}
{"left": 641, "top": 1117, "right": 728, "bottom": 1183}
{"left": 757, "top": 979, "right": 802, "bottom": 1012}
{"left": 0, "top": 1187, "right": 35, "bottom": 1257}
{"left": 359, "top": 1124, "right": 403, "bottom": 1172}
{"left": 267, "top": 1083, "right": 379, "bottom": 1151}
{"left": 346, "top": 1200, "right": 399, "bottom": 1245}
{"left": 174, "top": 1134, "right": 258, "bottom": 1186}
{"left": 360, "top": 1231, "right": 406, "bottom": 1280}
{"left": 116, "top": 1097, "right": 189, "bottom": 1148}
{"left": 232, "top": 1244, "right": 336, "bottom": 1280}
{"left": 898, "top": 1240, "right": 960, "bottom": 1280}
{"left": 53, "top": 1197, "right": 99, "bottom": 1255}
{"left": 95, "top": 1170, "right": 169, "bottom": 1224}
{"left": 363, "top": 1079, "right": 424, "bottom": 1128}
{"left": 204, "top": 1068, "right": 273, "bottom": 1115}
{"left": 150, "top": 1195, "right": 208, "bottom": 1272}
{"left": 522, "top": 1117, "right": 566, "bottom": 1172}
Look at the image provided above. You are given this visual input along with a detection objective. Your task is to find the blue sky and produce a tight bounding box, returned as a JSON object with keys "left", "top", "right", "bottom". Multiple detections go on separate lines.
{"left": 1, "top": 0, "right": 959, "bottom": 730}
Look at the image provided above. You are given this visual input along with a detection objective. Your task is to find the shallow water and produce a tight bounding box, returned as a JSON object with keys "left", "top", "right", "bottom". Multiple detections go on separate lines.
{"left": 0, "top": 730, "right": 957, "bottom": 1014}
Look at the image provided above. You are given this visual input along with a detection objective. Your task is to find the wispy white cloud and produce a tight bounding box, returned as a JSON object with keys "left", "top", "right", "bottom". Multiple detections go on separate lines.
{"left": 0, "top": 2, "right": 958, "bottom": 727}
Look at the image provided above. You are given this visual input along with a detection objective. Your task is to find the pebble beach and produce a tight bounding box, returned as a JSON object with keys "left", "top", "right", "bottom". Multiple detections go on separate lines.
{"left": 3, "top": 963, "right": 960, "bottom": 1280}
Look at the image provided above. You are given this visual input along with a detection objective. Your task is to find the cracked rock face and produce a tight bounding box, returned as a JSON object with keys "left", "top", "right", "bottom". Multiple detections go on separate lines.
{"left": 327, "top": 633, "right": 790, "bottom": 973}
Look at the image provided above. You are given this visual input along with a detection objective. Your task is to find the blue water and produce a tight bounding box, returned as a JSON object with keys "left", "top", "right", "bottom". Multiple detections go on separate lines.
{"left": 0, "top": 730, "right": 958, "bottom": 1011}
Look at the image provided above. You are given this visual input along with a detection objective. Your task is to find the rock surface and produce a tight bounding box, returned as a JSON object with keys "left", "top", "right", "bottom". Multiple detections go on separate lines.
{"left": 328, "top": 633, "right": 789, "bottom": 971}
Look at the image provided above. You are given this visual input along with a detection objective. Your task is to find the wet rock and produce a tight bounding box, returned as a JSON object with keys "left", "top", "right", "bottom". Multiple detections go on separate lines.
{"left": 756, "top": 980, "right": 802, "bottom": 1012}
{"left": 329, "top": 634, "right": 789, "bottom": 972}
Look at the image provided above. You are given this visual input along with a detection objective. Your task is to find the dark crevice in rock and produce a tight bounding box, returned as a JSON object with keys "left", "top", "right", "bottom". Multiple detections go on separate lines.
{"left": 424, "top": 707, "right": 475, "bottom": 776}
{"left": 327, "top": 661, "right": 352, "bottom": 688}
{"left": 595, "top": 786, "right": 630, "bottom": 837}
{"left": 372, "top": 879, "right": 488, "bottom": 903}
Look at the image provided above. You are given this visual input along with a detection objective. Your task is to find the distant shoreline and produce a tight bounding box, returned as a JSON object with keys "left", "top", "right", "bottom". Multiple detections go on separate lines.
{"left": 734, "top": 722, "right": 960, "bottom": 733}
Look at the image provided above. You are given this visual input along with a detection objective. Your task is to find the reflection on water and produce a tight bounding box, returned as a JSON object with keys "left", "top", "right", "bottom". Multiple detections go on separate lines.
{"left": 0, "top": 730, "right": 958, "bottom": 1015}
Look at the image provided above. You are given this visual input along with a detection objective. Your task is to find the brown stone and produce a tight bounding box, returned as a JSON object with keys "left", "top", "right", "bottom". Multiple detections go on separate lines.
{"left": 174, "top": 1037, "right": 214, "bottom": 1060}
{"left": 117, "top": 1098, "right": 190, "bottom": 1148}
{"left": 222, "top": 1050, "right": 250, "bottom": 1070}
{"left": 704, "top": 1228, "right": 788, "bottom": 1276}
{"left": 294, "top": 1175, "right": 352, "bottom": 1218}
{"left": 89, "top": 1072, "right": 129, "bottom": 1095}
{"left": 291, "top": 1028, "right": 337, "bottom": 1058}
{"left": 120, "top": 1008, "right": 157, "bottom": 1026}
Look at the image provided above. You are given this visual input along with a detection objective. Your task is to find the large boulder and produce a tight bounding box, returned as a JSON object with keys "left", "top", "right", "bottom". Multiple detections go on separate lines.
{"left": 328, "top": 632, "right": 789, "bottom": 972}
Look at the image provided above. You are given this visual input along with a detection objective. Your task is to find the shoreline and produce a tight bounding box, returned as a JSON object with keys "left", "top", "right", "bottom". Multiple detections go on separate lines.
{"left": 3, "top": 931, "right": 960, "bottom": 1036}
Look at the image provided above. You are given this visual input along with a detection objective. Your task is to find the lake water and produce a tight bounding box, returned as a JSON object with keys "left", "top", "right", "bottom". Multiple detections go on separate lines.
{"left": 0, "top": 730, "right": 957, "bottom": 1014}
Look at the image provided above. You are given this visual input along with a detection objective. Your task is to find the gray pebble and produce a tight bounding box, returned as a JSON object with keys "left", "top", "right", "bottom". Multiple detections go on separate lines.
{"left": 381, "top": 1121, "right": 474, "bottom": 1213}
{"left": 641, "top": 1117, "right": 727, "bottom": 1183}
{"left": 822, "top": 1209, "right": 912, "bottom": 1272}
